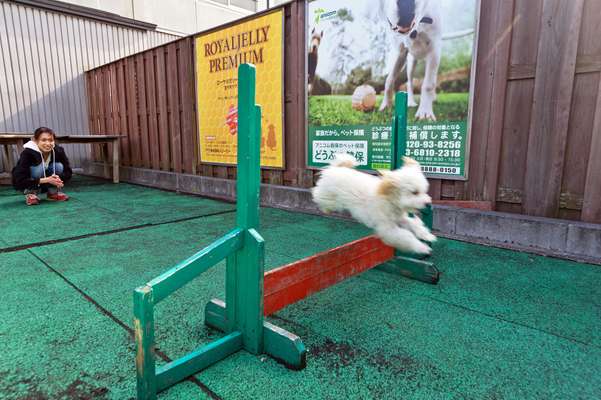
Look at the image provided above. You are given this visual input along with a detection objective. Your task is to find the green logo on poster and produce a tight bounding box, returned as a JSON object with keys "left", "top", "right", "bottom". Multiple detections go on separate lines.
{"left": 314, "top": 8, "right": 337, "bottom": 24}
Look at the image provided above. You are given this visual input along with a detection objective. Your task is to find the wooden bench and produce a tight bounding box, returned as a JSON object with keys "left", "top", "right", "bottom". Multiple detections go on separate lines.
{"left": 0, "top": 134, "right": 122, "bottom": 183}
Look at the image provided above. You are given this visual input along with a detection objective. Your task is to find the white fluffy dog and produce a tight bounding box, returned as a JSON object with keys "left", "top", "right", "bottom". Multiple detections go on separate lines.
{"left": 312, "top": 153, "right": 436, "bottom": 255}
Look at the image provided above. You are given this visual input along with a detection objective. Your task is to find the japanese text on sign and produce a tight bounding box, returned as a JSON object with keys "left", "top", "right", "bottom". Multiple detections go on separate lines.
{"left": 312, "top": 140, "right": 368, "bottom": 165}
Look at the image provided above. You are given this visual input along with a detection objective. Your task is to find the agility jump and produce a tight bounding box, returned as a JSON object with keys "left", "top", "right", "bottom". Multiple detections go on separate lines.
{"left": 133, "top": 63, "right": 439, "bottom": 400}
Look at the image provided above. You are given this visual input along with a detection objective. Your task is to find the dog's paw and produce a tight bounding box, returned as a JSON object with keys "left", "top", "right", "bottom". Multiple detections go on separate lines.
{"left": 415, "top": 99, "right": 436, "bottom": 120}
{"left": 407, "top": 98, "right": 418, "bottom": 107}
{"left": 411, "top": 241, "right": 432, "bottom": 255}
{"left": 379, "top": 98, "right": 393, "bottom": 112}
{"left": 415, "top": 106, "right": 437, "bottom": 121}
{"left": 419, "top": 231, "right": 437, "bottom": 243}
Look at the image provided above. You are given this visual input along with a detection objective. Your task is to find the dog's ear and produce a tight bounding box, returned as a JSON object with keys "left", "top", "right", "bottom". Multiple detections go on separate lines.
{"left": 377, "top": 174, "right": 398, "bottom": 197}
{"left": 402, "top": 156, "right": 420, "bottom": 167}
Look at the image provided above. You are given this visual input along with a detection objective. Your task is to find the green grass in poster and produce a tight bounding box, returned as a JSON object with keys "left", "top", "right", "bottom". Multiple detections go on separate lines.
{"left": 308, "top": 93, "right": 469, "bottom": 126}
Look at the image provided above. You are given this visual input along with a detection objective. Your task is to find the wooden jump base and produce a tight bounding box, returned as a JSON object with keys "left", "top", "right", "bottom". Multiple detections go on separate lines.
{"left": 205, "top": 235, "right": 439, "bottom": 354}
{"left": 133, "top": 65, "right": 439, "bottom": 399}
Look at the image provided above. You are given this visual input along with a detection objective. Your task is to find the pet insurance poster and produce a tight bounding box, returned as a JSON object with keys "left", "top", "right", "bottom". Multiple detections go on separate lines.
{"left": 306, "top": 0, "right": 478, "bottom": 179}
{"left": 195, "top": 10, "right": 284, "bottom": 168}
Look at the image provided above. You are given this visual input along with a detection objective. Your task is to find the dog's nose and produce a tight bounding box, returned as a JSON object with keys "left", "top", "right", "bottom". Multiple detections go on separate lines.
{"left": 410, "top": 30, "right": 417, "bottom": 39}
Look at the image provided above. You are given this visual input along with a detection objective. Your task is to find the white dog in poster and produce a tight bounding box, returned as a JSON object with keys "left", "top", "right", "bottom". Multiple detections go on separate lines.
{"left": 378, "top": 0, "right": 442, "bottom": 121}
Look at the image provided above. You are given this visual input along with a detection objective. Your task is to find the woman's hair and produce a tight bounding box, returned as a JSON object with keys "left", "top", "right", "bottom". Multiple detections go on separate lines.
{"left": 33, "top": 127, "right": 55, "bottom": 140}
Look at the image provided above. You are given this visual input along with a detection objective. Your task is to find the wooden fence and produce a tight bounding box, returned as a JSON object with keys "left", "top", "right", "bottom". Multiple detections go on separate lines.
{"left": 85, "top": 0, "right": 601, "bottom": 224}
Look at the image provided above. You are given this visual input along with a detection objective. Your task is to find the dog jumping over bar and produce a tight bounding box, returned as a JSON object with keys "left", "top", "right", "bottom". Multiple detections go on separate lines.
{"left": 312, "top": 153, "right": 436, "bottom": 255}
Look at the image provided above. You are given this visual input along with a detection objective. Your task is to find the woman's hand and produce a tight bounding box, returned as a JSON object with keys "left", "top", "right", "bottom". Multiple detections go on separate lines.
{"left": 40, "top": 175, "right": 64, "bottom": 188}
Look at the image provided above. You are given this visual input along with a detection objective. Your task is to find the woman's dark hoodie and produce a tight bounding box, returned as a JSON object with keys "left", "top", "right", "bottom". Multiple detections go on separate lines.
{"left": 11, "top": 140, "right": 73, "bottom": 191}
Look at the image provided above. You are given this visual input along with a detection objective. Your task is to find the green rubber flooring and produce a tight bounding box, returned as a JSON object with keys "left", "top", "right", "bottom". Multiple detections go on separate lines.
{"left": 1, "top": 176, "right": 600, "bottom": 399}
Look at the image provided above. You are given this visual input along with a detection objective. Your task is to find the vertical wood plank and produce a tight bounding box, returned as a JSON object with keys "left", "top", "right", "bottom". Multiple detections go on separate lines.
{"left": 94, "top": 68, "right": 105, "bottom": 161}
{"left": 510, "top": 0, "right": 543, "bottom": 66}
{"left": 496, "top": 80, "right": 535, "bottom": 212}
{"left": 136, "top": 52, "right": 150, "bottom": 168}
{"left": 109, "top": 64, "right": 119, "bottom": 132}
{"left": 463, "top": 0, "right": 496, "bottom": 200}
{"left": 428, "top": 179, "right": 442, "bottom": 200}
{"left": 283, "top": 2, "right": 299, "bottom": 186}
{"left": 155, "top": 47, "right": 171, "bottom": 171}
{"left": 523, "top": 0, "right": 585, "bottom": 216}
{"left": 178, "top": 38, "right": 195, "bottom": 174}
{"left": 560, "top": 74, "right": 598, "bottom": 216}
{"left": 466, "top": 0, "right": 515, "bottom": 202}
{"left": 453, "top": 180, "right": 465, "bottom": 200}
{"left": 495, "top": 0, "right": 543, "bottom": 212}
{"left": 103, "top": 66, "right": 113, "bottom": 133}
{"left": 166, "top": 42, "right": 182, "bottom": 173}
{"left": 145, "top": 51, "right": 161, "bottom": 170}
{"left": 126, "top": 56, "right": 141, "bottom": 167}
{"left": 192, "top": 40, "right": 201, "bottom": 175}
{"left": 481, "top": 0, "right": 515, "bottom": 204}
{"left": 116, "top": 60, "right": 131, "bottom": 166}
{"left": 104, "top": 65, "right": 119, "bottom": 161}
{"left": 563, "top": 0, "right": 601, "bottom": 221}
{"left": 441, "top": 181, "right": 455, "bottom": 199}
{"left": 86, "top": 72, "right": 97, "bottom": 134}
{"left": 282, "top": 2, "right": 313, "bottom": 187}
{"left": 215, "top": 166, "right": 229, "bottom": 180}
{"left": 582, "top": 76, "right": 601, "bottom": 222}
{"left": 92, "top": 71, "right": 102, "bottom": 160}
{"left": 296, "top": 1, "right": 310, "bottom": 187}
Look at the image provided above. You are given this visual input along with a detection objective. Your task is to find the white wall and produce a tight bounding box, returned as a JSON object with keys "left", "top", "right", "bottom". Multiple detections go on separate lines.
{"left": 257, "top": 0, "right": 290, "bottom": 10}
{"left": 63, "top": 0, "right": 257, "bottom": 35}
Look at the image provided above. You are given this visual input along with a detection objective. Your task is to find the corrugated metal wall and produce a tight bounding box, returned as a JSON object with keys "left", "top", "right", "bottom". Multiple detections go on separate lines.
{"left": 0, "top": 0, "right": 177, "bottom": 168}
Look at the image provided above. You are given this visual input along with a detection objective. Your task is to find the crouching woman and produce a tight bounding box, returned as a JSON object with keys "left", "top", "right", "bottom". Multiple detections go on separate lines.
{"left": 12, "top": 127, "right": 72, "bottom": 205}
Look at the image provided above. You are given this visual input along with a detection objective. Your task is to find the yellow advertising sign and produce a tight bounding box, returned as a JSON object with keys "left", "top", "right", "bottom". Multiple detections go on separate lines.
{"left": 195, "top": 10, "right": 284, "bottom": 168}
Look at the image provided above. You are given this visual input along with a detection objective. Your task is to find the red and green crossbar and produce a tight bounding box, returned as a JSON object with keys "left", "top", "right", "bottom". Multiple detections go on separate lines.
{"left": 133, "top": 66, "right": 438, "bottom": 400}
{"left": 205, "top": 234, "right": 439, "bottom": 342}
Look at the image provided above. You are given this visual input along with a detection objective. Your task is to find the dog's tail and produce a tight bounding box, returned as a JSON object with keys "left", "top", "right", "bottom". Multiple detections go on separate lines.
{"left": 330, "top": 153, "right": 358, "bottom": 168}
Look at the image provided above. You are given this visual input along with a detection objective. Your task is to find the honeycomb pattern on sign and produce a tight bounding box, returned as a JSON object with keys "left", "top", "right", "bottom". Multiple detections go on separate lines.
{"left": 195, "top": 10, "right": 284, "bottom": 167}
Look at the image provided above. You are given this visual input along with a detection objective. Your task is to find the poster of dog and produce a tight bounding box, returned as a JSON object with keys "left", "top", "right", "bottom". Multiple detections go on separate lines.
{"left": 307, "top": 0, "right": 478, "bottom": 179}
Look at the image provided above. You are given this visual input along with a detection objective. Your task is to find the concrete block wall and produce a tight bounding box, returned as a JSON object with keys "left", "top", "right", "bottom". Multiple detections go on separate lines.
{"left": 84, "top": 163, "right": 601, "bottom": 265}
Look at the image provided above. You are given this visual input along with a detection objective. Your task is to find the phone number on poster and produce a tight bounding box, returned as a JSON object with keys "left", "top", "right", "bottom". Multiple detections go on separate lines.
{"left": 406, "top": 149, "right": 461, "bottom": 158}
{"left": 421, "top": 166, "right": 461, "bottom": 174}
{"left": 407, "top": 141, "right": 461, "bottom": 149}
